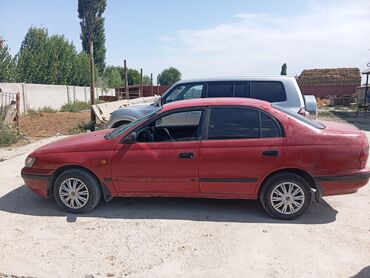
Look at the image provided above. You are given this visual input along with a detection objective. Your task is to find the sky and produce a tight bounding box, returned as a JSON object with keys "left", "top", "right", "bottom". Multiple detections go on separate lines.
{"left": 1, "top": 0, "right": 370, "bottom": 80}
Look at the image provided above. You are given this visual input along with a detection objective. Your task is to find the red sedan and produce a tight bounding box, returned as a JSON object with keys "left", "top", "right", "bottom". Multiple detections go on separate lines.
{"left": 21, "top": 98, "right": 370, "bottom": 219}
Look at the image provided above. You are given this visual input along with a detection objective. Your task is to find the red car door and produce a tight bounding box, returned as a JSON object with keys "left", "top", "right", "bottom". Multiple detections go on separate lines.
{"left": 199, "top": 106, "right": 284, "bottom": 196}
{"left": 111, "top": 109, "right": 204, "bottom": 194}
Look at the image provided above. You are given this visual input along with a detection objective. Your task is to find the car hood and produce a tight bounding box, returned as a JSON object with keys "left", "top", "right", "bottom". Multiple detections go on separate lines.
{"left": 115, "top": 103, "right": 158, "bottom": 116}
{"left": 32, "top": 130, "right": 115, "bottom": 155}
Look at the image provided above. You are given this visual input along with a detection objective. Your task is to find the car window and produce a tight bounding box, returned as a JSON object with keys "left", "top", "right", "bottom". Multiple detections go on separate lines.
{"left": 235, "top": 81, "right": 250, "bottom": 98}
{"left": 137, "top": 110, "right": 203, "bottom": 142}
{"left": 207, "top": 82, "right": 233, "bottom": 97}
{"left": 208, "top": 107, "right": 260, "bottom": 140}
{"left": 261, "top": 112, "right": 282, "bottom": 138}
{"left": 250, "top": 81, "right": 286, "bottom": 102}
{"left": 163, "top": 83, "right": 203, "bottom": 104}
{"left": 107, "top": 108, "right": 161, "bottom": 139}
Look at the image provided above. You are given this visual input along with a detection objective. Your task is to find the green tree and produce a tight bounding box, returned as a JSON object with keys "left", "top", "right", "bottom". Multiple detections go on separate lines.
{"left": 16, "top": 27, "right": 49, "bottom": 83}
{"left": 71, "top": 52, "right": 90, "bottom": 86}
{"left": 47, "top": 34, "right": 77, "bottom": 84}
{"left": 103, "top": 66, "right": 123, "bottom": 88}
{"left": 281, "top": 63, "right": 287, "bottom": 75}
{"left": 158, "top": 67, "right": 181, "bottom": 85}
{"left": 142, "top": 75, "right": 151, "bottom": 85}
{"left": 0, "top": 40, "right": 16, "bottom": 82}
{"left": 126, "top": 68, "right": 141, "bottom": 85}
{"left": 78, "top": 0, "right": 107, "bottom": 125}
{"left": 16, "top": 27, "right": 90, "bottom": 86}
{"left": 78, "top": 0, "right": 106, "bottom": 75}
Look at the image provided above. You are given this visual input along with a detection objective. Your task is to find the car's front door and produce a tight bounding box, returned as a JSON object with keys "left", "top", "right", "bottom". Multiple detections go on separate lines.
{"left": 199, "top": 106, "right": 285, "bottom": 197}
{"left": 111, "top": 109, "right": 205, "bottom": 194}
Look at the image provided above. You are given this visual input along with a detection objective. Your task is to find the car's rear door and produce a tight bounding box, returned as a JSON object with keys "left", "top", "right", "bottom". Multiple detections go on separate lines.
{"left": 199, "top": 106, "right": 285, "bottom": 197}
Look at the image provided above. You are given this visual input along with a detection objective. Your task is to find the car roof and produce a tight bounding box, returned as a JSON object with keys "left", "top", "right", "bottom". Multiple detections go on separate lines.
{"left": 177, "top": 76, "right": 295, "bottom": 84}
{"left": 162, "top": 97, "right": 272, "bottom": 112}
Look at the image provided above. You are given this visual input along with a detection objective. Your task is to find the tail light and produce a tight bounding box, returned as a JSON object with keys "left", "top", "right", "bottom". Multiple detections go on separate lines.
{"left": 359, "top": 146, "right": 369, "bottom": 168}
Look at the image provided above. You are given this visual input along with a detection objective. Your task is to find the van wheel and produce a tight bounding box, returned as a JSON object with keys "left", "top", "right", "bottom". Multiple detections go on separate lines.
{"left": 260, "top": 173, "right": 311, "bottom": 220}
{"left": 53, "top": 169, "right": 101, "bottom": 214}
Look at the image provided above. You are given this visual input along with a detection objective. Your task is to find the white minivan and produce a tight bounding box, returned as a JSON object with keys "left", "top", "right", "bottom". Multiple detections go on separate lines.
{"left": 107, "top": 76, "right": 312, "bottom": 129}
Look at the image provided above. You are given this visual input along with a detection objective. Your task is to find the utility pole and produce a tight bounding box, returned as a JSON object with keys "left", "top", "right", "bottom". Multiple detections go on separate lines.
{"left": 124, "top": 60, "right": 129, "bottom": 100}
{"left": 89, "top": 37, "right": 96, "bottom": 128}
{"left": 150, "top": 73, "right": 153, "bottom": 96}
{"left": 140, "top": 68, "right": 143, "bottom": 97}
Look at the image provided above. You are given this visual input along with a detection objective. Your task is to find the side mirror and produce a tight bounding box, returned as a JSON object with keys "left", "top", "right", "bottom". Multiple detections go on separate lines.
{"left": 121, "top": 132, "right": 137, "bottom": 144}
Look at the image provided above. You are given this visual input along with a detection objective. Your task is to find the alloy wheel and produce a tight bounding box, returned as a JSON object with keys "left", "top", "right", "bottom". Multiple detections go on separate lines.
{"left": 59, "top": 178, "right": 90, "bottom": 209}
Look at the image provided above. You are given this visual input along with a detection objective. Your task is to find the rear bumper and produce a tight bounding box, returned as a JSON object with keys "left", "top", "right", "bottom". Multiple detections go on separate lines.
{"left": 314, "top": 169, "right": 370, "bottom": 196}
{"left": 21, "top": 168, "right": 52, "bottom": 198}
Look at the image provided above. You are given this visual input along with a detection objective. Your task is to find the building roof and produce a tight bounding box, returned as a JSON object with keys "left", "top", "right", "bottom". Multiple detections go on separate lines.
{"left": 297, "top": 68, "right": 361, "bottom": 86}
{"left": 362, "top": 67, "right": 370, "bottom": 74}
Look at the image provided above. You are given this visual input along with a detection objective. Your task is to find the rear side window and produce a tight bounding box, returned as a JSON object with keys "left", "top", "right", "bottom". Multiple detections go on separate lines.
{"left": 250, "top": 81, "right": 286, "bottom": 102}
{"left": 207, "top": 82, "right": 233, "bottom": 97}
{"left": 207, "top": 107, "right": 282, "bottom": 140}
{"left": 261, "top": 113, "right": 282, "bottom": 137}
{"left": 235, "top": 81, "right": 250, "bottom": 98}
{"left": 208, "top": 107, "right": 260, "bottom": 139}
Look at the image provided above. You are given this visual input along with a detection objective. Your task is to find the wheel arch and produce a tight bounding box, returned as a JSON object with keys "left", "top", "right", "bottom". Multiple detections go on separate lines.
{"left": 257, "top": 168, "right": 318, "bottom": 197}
{"left": 49, "top": 165, "right": 113, "bottom": 202}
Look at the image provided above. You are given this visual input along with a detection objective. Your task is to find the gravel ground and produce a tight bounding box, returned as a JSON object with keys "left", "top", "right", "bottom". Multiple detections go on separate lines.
{"left": 0, "top": 135, "right": 369, "bottom": 278}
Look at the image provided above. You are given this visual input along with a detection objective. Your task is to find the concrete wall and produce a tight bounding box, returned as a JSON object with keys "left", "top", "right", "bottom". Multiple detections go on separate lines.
{"left": 0, "top": 83, "right": 115, "bottom": 114}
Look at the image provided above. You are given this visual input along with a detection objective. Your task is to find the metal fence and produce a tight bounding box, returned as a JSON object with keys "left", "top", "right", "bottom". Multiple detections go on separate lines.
{"left": 0, "top": 91, "right": 18, "bottom": 126}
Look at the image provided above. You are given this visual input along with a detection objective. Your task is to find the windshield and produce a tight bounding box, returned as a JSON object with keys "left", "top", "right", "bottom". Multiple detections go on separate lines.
{"left": 272, "top": 104, "right": 325, "bottom": 129}
{"left": 107, "top": 108, "right": 161, "bottom": 139}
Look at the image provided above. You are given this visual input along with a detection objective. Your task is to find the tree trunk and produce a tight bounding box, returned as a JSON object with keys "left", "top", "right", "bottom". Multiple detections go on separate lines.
{"left": 89, "top": 37, "right": 96, "bottom": 130}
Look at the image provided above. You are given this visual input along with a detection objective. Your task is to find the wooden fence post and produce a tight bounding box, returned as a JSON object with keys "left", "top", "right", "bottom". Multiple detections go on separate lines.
{"left": 151, "top": 73, "right": 153, "bottom": 96}
{"left": 124, "top": 60, "right": 129, "bottom": 100}
{"left": 16, "top": 92, "right": 20, "bottom": 129}
{"left": 140, "top": 68, "right": 143, "bottom": 97}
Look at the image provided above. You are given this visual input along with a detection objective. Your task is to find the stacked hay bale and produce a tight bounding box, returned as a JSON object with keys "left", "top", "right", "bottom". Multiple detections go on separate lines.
{"left": 297, "top": 68, "right": 361, "bottom": 102}
{"left": 298, "top": 68, "right": 361, "bottom": 86}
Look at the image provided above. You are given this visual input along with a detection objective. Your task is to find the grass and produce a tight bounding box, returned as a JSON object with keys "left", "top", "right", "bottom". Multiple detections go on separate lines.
{"left": 60, "top": 101, "right": 91, "bottom": 113}
{"left": 0, "top": 122, "right": 21, "bottom": 147}
{"left": 28, "top": 100, "right": 104, "bottom": 114}
{"left": 68, "top": 121, "right": 95, "bottom": 134}
{"left": 318, "top": 110, "right": 336, "bottom": 118}
{"left": 28, "top": 106, "right": 58, "bottom": 115}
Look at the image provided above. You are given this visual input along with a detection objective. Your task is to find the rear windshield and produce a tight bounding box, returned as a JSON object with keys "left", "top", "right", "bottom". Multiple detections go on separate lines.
{"left": 272, "top": 104, "right": 325, "bottom": 129}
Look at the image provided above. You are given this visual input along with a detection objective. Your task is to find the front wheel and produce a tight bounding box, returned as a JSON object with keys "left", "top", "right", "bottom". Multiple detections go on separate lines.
{"left": 53, "top": 169, "right": 101, "bottom": 213}
{"left": 260, "top": 173, "right": 312, "bottom": 220}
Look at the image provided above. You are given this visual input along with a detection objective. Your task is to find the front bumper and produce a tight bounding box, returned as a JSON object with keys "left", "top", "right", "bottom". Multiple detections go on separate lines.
{"left": 314, "top": 169, "right": 370, "bottom": 196}
{"left": 21, "top": 167, "right": 52, "bottom": 198}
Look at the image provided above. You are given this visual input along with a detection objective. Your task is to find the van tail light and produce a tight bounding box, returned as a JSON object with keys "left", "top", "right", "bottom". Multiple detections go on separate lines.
{"left": 359, "top": 146, "right": 369, "bottom": 168}
{"left": 298, "top": 107, "right": 309, "bottom": 117}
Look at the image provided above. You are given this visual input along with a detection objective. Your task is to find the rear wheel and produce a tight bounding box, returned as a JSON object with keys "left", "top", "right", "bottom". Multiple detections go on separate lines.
{"left": 260, "top": 173, "right": 312, "bottom": 220}
{"left": 53, "top": 169, "right": 101, "bottom": 213}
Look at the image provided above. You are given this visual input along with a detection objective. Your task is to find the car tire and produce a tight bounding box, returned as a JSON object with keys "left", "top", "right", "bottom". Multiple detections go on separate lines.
{"left": 53, "top": 169, "right": 101, "bottom": 214}
{"left": 260, "top": 173, "right": 312, "bottom": 220}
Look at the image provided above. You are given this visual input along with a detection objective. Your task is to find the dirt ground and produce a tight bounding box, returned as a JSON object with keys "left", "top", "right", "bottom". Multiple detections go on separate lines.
{"left": 0, "top": 135, "right": 369, "bottom": 277}
{"left": 19, "top": 111, "right": 90, "bottom": 138}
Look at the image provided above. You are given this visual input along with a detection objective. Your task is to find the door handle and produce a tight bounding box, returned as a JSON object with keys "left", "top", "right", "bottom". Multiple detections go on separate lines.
{"left": 178, "top": 152, "right": 194, "bottom": 159}
{"left": 262, "top": 150, "right": 278, "bottom": 157}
